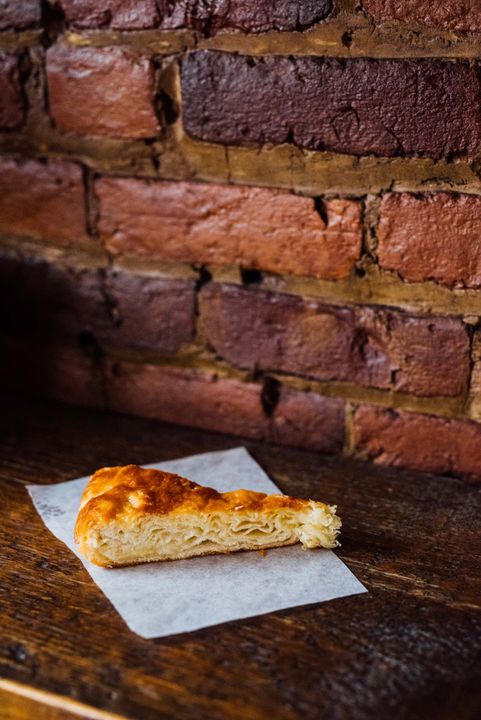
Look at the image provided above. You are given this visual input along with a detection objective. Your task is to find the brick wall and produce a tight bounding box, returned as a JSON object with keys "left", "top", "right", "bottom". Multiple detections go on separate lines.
{"left": 2, "top": 0, "right": 481, "bottom": 481}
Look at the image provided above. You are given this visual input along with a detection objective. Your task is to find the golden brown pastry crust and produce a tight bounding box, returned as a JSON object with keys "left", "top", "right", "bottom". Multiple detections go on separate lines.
{"left": 75, "top": 465, "right": 308, "bottom": 537}
{"left": 74, "top": 464, "right": 341, "bottom": 567}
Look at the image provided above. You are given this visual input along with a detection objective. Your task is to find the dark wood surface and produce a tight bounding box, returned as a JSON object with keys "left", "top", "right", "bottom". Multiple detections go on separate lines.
{"left": 1, "top": 393, "right": 480, "bottom": 720}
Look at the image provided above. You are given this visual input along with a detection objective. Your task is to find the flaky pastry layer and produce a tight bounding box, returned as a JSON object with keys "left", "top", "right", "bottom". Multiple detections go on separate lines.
{"left": 74, "top": 465, "right": 341, "bottom": 567}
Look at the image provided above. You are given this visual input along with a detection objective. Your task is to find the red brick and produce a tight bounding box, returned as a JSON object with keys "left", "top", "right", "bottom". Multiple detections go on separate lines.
{"left": 60, "top": 0, "right": 332, "bottom": 32}
{"left": 96, "top": 177, "right": 361, "bottom": 280}
{"left": 377, "top": 193, "right": 481, "bottom": 289}
{"left": 105, "top": 361, "right": 344, "bottom": 452}
{"left": 46, "top": 45, "right": 158, "bottom": 139}
{"left": 181, "top": 52, "right": 481, "bottom": 160}
{"left": 0, "top": 157, "right": 88, "bottom": 246}
{"left": 0, "top": 52, "right": 24, "bottom": 129}
{"left": 0, "top": 335, "right": 101, "bottom": 408}
{"left": 105, "top": 270, "right": 196, "bottom": 352}
{"left": 199, "top": 284, "right": 469, "bottom": 397}
{"left": 161, "top": 0, "right": 333, "bottom": 33}
{"left": 362, "top": 0, "right": 481, "bottom": 33}
{"left": 271, "top": 386, "right": 344, "bottom": 452}
{"left": 0, "top": 251, "right": 195, "bottom": 353}
{"left": 0, "top": 1, "right": 41, "bottom": 30}
{"left": 60, "top": 0, "right": 159, "bottom": 29}
{"left": 353, "top": 405, "right": 481, "bottom": 480}
{"left": 106, "top": 363, "right": 268, "bottom": 439}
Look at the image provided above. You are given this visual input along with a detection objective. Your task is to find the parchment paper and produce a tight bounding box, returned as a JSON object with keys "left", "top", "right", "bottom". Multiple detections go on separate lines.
{"left": 27, "top": 447, "right": 366, "bottom": 638}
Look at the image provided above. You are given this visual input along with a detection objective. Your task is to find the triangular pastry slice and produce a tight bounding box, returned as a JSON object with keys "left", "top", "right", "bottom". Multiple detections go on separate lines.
{"left": 74, "top": 465, "right": 341, "bottom": 567}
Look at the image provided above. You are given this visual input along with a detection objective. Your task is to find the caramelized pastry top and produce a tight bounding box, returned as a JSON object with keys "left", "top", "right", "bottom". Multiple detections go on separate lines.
{"left": 74, "top": 464, "right": 316, "bottom": 541}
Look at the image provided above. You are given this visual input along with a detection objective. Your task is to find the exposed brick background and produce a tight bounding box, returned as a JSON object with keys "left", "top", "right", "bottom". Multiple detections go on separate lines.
{"left": 377, "top": 193, "right": 481, "bottom": 289}
{"left": 60, "top": 0, "right": 333, "bottom": 33}
{"left": 181, "top": 52, "right": 481, "bottom": 159}
{"left": 46, "top": 45, "right": 158, "bottom": 139}
{"left": 3, "top": 0, "right": 481, "bottom": 480}
{"left": 353, "top": 405, "right": 481, "bottom": 480}
{"left": 160, "top": 0, "right": 333, "bottom": 33}
{"left": 106, "top": 362, "right": 345, "bottom": 452}
{"left": 0, "top": 157, "right": 88, "bottom": 246}
{"left": 0, "top": 52, "right": 24, "bottom": 129}
{"left": 0, "top": 251, "right": 195, "bottom": 353}
{"left": 0, "top": 250, "right": 109, "bottom": 342}
{"left": 0, "top": 0, "right": 41, "bottom": 30}
{"left": 269, "top": 385, "right": 344, "bottom": 452}
{"left": 362, "top": 0, "right": 481, "bottom": 33}
{"left": 104, "top": 270, "right": 196, "bottom": 352}
{"left": 96, "top": 178, "right": 361, "bottom": 279}
{"left": 200, "top": 284, "right": 469, "bottom": 397}
{"left": 60, "top": 0, "right": 160, "bottom": 29}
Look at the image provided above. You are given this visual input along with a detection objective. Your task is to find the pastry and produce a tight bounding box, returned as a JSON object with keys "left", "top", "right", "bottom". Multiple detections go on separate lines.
{"left": 74, "top": 464, "right": 341, "bottom": 567}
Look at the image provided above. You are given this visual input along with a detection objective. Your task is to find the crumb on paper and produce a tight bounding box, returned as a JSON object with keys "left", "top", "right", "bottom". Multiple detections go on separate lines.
{"left": 258, "top": 549, "right": 266, "bottom": 557}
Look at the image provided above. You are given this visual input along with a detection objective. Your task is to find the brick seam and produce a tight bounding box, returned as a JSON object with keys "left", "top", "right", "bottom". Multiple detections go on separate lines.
{"left": 5, "top": 233, "right": 481, "bottom": 318}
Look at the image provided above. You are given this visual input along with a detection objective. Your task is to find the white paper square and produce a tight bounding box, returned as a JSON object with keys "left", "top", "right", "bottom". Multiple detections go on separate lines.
{"left": 27, "top": 447, "right": 366, "bottom": 638}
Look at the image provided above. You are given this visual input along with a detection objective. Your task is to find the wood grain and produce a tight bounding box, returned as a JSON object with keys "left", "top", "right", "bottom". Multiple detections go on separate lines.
{"left": 1, "top": 392, "right": 480, "bottom": 720}
{"left": 0, "top": 679, "right": 126, "bottom": 720}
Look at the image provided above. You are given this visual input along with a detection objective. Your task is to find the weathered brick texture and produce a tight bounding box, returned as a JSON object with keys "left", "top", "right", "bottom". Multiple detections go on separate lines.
{"left": 60, "top": 0, "right": 332, "bottom": 33}
{"left": 0, "top": 157, "right": 88, "bottom": 246}
{"left": 106, "top": 362, "right": 345, "bottom": 452}
{"left": 0, "top": 52, "right": 24, "bottom": 129}
{"left": 96, "top": 177, "right": 361, "bottom": 279}
{"left": 200, "top": 284, "right": 469, "bottom": 397}
{"left": 4, "top": 0, "right": 481, "bottom": 480}
{"left": 377, "top": 193, "right": 481, "bottom": 289}
{"left": 0, "top": 251, "right": 195, "bottom": 352}
{"left": 46, "top": 45, "right": 158, "bottom": 139}
{"left": 0, "top": 0, "right": 41, "bottom": 30}
{"left": 269, "top": 385, "right": 344, "bottom": 452}
{"left": 362, "top": 0, "right": 481, "bottom": 33}
{"left": 353, "top": 405, "right": 481, "bottom": 480}
{"left": 181, "top": 52, "right": 481, "bottom": 159}
{"left": 104, "top": 270, "right": 196, "bottom": 352}
{"left": 59, "top": 0, "right": 160, "bottom": 29}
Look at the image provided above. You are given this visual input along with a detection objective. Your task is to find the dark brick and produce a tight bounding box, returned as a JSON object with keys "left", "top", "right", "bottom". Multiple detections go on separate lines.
{"left": 106, "top": 363, "right": 268, "bottom": 439}
{"left": 60, "top": 0, "right": 332, "bottom": 32}
{"left": 181, "top": 52, "right": 481, "bottom": 159}
{"left": 353, "top": 405, "right": 481, "bottom": 480}
{"left": 105, "top": 361, "right": 345, "bottom": 452}
{"left": 60, "top": 0, "right": 159, "bottom": 29}
{"left": 0, "top": 52, "right": 24, "bottom": 129}
{"left": 0, "top": 157, "right": 88, "bottom": 247}
{"left": 271, "top": 386, "right": 344, "bottom": 452}
{"left": 362, "top": 0, "right": 481, "bottom": 33}
{"left": 46, "top": 45, "right": 158, "bottom": 139}
{"left": 0, "top": 250, "right": 108, "bottom": 342}
{"left": 105, "top": 270, "right": 195, "bottom": 352}
{"left": 0, "top": 0, "right": 41, "bottom": 30}
{"left": 0, "top": 335, "right": 101, "bottom": 408}
{"left": 0, "top": 251, "right": 195, "bottom": 353}
{"left": 199, "top": 284, "right": 469, "bottom": 397}
{"left": 159, "top": 0, "right": 333, "bottom": 33}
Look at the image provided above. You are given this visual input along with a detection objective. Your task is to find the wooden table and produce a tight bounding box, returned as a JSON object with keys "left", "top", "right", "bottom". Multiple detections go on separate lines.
{"left": 1, "top": 393, "right": 480, "bottom": 720}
